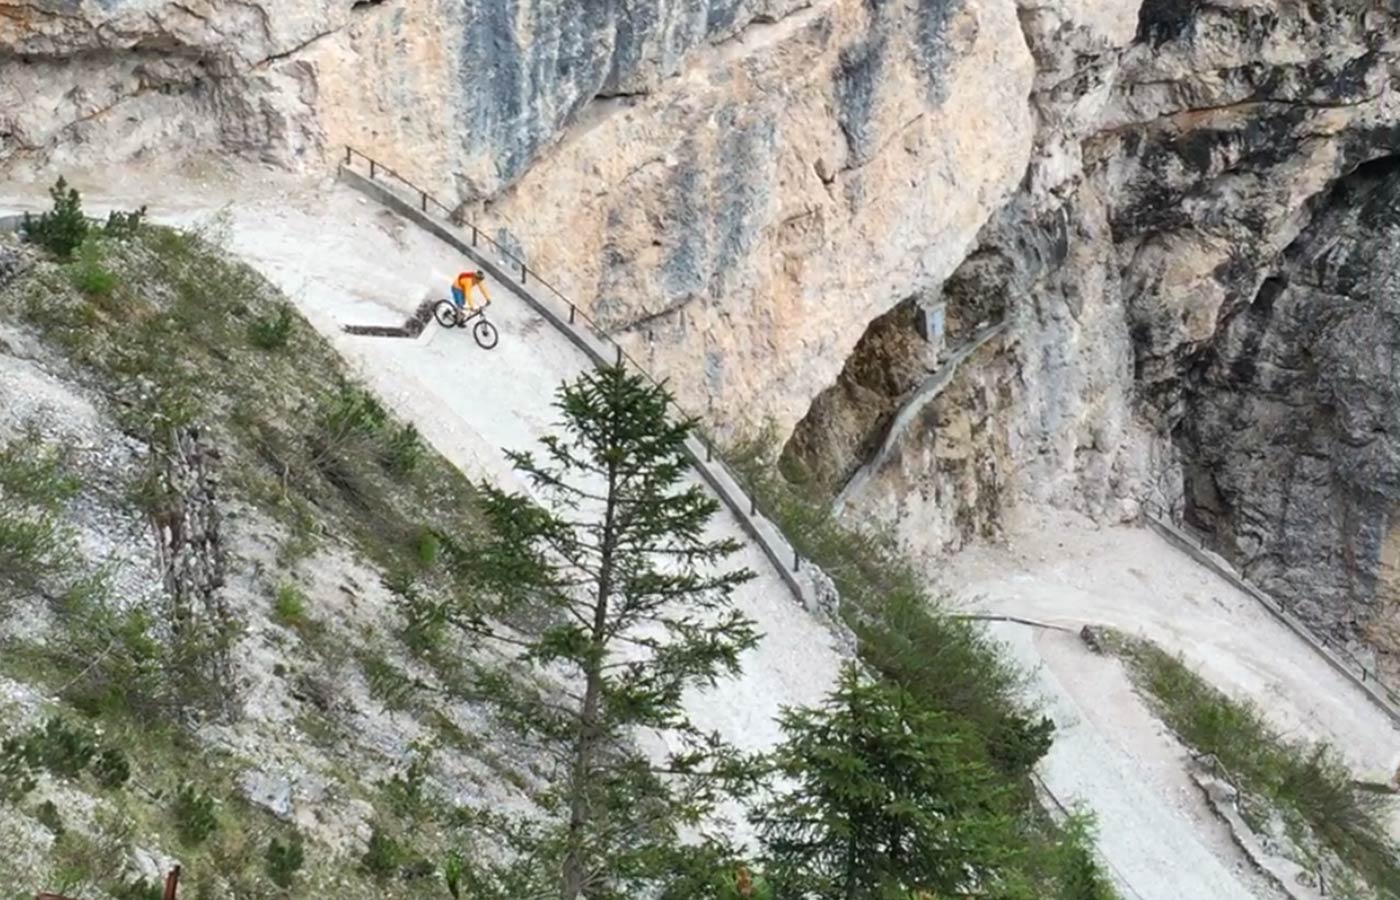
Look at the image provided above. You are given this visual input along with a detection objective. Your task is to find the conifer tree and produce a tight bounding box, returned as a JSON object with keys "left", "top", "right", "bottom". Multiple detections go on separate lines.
{"left": 753, "top": 664, "right": 1016, "bottom": 899}
{"left": 22, "top": 177, "right": 89, "bottom": 259}
{"left": 445, "top": 365, "right": 760, "bottom": 898}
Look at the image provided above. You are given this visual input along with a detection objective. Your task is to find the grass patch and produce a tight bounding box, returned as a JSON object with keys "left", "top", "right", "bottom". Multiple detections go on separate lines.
{"left": 1113, "top": 634, "right": 1400, "bottom": 895}
{"left": 171, "top": 782, "right": 220, "bottom": 848}
{"left": 273, "top": 582, "right": 309, "bottom": 628}
{"left": 247, "top": 301, "right": 296, "bottom": 350}
{"left": 66, "top": 237, "right": 120, "bottom": 298}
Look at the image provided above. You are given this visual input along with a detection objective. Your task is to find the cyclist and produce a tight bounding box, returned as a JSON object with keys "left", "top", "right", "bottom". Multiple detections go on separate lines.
{"left": 451, "top": 270, "right": 491, "bottom": 316}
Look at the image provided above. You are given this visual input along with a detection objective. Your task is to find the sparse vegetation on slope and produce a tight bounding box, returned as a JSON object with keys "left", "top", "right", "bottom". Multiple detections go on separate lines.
{"left": 1111, "top": 634, "right": 1400, "bottom": 898}
{"left": 725, "top": 431, "right": 1116, "bottom": 898}
{"left": 0, "top": 185, "right": 493, "bottom": 897}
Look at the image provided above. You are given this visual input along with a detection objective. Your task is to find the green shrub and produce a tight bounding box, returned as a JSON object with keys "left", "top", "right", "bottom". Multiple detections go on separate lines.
{"left": 248, "top": 302, "right": 296, "bottom": 350}
{"left": 49, "top": 600, "right": 168, "bottom": 722}
{"left": 0, "top": 434, "right": 81, "bottom": 508}
{"left": 360, "top": 651, "right": 417, "bottom": 711}
{"left": 1054, "top": 812, "right": 1118, "bottom": 900}
{"left": 380, "top": 424, "right": 424, "bottom": 477}
{"left": 23, "top": 177, "right": 88, "bottom": 259}
{"left": 321, "top": 383, "right": 389, "bottom": 441}
{"left": 32, "top": 717, "right": 98, "bottom": 779}
{"left": 103, "top": 206, "right": 147, "bottom": 240}
{"left": 67, "top": 238, "right": 119, "bottom": 297}
{"left": 378, "top": 743, "right": 432, "bottom": 818}
{"left": 361, "top": 825, "right": 407, "bottom": 879}
{"left": 91, "top": 747, "right": 132, "bottom": 789}
{"left": 265, "top": 834, "right": 306, "bottom": 888}
{"left": 273, "top": 582, "right": 308, "bottom": 627}
{"left": 0, "top": 513, "right": 69, "bottom": 593}
{"left": 171, "top": 782, "right": 219, "bottom": 847}
{"left": 0, "top": 736, "right": 38, "bottom": 802}
{"left": 414, "top": 528, "right": 440, "bottom": 567}
{"left": 34, "top": 800, "right": 65, "bottom": 837}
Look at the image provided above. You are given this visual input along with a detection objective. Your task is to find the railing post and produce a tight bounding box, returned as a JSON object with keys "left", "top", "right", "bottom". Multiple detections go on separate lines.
{"left": 521, "top": 263, "right": 528, "bottom": 285}
{"left": 369, "top": 159, "right": 376, "bottom": 180}
{"left": 750, "top": 496, "right": 757, "bottom": 516}
{"left": 569, "top": 304, "right": 576, "bottom": 324}
{"left": 472, "top": 227, "right": 478, "bottom": 247}
{"left": 421, "top": 191, "right": 428, "bottom": 213}
{"left": 345, "top": 146, "right": 352, "bottom": 166}
{"left": 794, "top": 551, "right": 801, "bottom": 572}
{"left": 615, "top": 345, "right": 623, "bottom": 366}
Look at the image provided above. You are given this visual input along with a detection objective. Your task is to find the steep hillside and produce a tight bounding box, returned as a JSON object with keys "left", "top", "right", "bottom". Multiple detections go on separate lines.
{"left": 0, "top": 219, "right": 540, "bottom": 897}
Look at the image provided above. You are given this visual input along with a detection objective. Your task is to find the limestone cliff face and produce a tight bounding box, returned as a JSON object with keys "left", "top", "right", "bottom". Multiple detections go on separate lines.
{"left": 7, "top": 1, "right": 1400, "bottom": 666}
{"left": 1181, "top": 158, "right": 1400, "bottom": 676}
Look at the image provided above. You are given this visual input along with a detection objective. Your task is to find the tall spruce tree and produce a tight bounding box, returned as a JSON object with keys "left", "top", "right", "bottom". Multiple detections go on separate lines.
{"left": 753, "top": 664, "right": 1016, "bottom": 899}
{"left": 446, "top": 365, "right": 760, "bottom": 898}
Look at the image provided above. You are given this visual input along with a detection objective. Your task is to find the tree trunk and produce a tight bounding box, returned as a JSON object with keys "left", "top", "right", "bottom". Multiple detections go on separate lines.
{"left": 561, "top": 445, "right": 622, "bottom": 900}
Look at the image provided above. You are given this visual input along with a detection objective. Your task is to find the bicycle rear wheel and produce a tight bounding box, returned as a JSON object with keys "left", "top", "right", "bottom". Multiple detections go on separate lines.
{"left": 473, "top": 319, "right": 499, "bottom": 350}
{"left": 433, "top": 300, "right": 460, "bottom": 328}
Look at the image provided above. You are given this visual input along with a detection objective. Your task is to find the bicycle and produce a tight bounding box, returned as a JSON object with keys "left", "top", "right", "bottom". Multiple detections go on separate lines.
{"left": 433, "top": 299, "right": 499, "bottom": 349}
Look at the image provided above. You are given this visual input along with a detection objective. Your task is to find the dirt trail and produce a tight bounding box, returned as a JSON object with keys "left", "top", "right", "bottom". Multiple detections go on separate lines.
{"left": 952, "top": 507, "right": 1400, "bottom": 899}
{"left": 0, "top": 170, "right": 846, "bottom": 780}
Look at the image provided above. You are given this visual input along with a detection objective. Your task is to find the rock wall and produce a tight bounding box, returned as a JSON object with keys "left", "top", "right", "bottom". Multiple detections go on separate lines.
{"left": 2, "top": 0, "right": 1036, "bottom": 433}
{"left": 818, "top": 0, "right": 1400, "bottom": 564}
{"left": 9, "top": 1, "right": 1400, "bottom": 664}
{"left": 1180, "top": 157, "right": 1400, "bottom": 678}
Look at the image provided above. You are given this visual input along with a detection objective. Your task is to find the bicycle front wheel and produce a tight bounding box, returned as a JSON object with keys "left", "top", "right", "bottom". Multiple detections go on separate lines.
{"left": 473, "top": 319, "right": 499, "bottom": 350}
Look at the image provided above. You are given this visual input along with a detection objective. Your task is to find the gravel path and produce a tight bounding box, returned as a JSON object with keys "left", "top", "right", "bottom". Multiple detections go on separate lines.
{"left": 947, "top": 506, "right": 1400, "bottom": 899}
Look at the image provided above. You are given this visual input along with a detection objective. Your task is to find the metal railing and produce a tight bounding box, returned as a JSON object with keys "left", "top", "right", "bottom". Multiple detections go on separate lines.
{"left": 340, "top": 148, "right": 814, "bottom": 590}
{"left": 1142, "top": 499, "right": 1400, "bottom": 722}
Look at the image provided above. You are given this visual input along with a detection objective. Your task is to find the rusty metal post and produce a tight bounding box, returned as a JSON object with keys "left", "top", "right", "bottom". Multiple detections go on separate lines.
{"left": 163, "top": 866, "right": 181, "bottom": 900}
